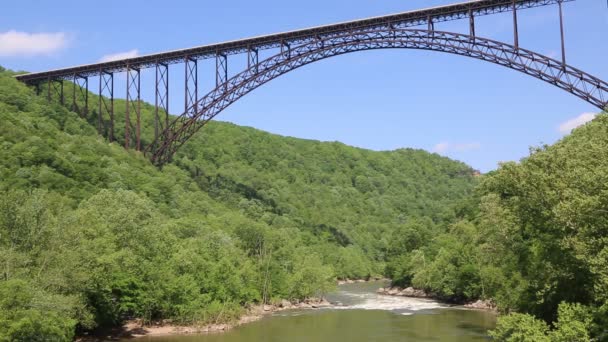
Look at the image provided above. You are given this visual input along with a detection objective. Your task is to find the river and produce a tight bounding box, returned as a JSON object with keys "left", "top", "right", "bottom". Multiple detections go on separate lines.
{"left": 134, "top": 281, "right": 496, "bottom": 341}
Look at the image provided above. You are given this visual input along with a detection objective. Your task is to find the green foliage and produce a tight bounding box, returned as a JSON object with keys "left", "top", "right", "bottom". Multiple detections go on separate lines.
{"left": 549, "top": 303, "right": 593, "bottom": 342}
{"left": 489, "top": 313, "right": 551, "bottom": 342}
{"left": 0, "top": 67, "right": 476, "bottom": 338}
{"left": 0, "top": 280, "right": 77, "bottom": 342}
{"left": 490, "top": 302, "right": 594, "bottom": 342}
{"left": 6, "top": 63, "right": 604, "bottom": 340}
{"left": 175, "top": 121, "right": 477, "bottom": 278}
{"left": 388, "top": 110, "right": 608, "bottom": 339}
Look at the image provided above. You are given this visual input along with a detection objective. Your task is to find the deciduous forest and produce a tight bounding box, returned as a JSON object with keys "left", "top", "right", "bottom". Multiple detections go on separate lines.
{"left": 0, "top": 66, "right": 606, "bottom": 340}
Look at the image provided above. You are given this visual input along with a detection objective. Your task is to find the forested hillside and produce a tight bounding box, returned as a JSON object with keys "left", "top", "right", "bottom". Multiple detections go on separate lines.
{"left": 175, "top": 122, "right": 477, "bottom": 274}
{"left": 385, "top": 111, "right": 608, "bottom": 340}
{"left": 0, "top": 66, "right": 477, "bottom": 339}
{"left": 4, "top": 63, "right": 604, "bottom": 341}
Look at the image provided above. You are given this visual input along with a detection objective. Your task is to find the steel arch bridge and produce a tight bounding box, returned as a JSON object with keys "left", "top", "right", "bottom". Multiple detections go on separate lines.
{"left": 15, "top": 0, "right": 608, "bottom": 166}
{"left": 150, "top": 29, "right": 608, "bottom": 164}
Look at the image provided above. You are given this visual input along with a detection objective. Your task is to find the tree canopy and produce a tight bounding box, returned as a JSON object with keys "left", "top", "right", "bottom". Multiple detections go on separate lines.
{"left": 0, "top": 68, "right": 477, "bottom": 340}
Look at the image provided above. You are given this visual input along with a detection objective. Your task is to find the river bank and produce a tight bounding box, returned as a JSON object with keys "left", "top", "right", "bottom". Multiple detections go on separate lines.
{"left": 76, "top": 298, "right": 331, "bottom": 341}
{"left": 109, "top": 280, "right": 496, "bottom": 341}
{"left": 78, "top": 280, "right": 494, "bottom": 341}
{"left": 337, "top": 277, "right": 390, "bottom": 285}
{"left": 376, "top": 285, "right": 496, "bottom": 311}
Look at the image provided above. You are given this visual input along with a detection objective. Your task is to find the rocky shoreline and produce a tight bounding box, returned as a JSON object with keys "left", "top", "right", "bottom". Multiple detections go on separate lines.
{"left": 77, "top": 298, "right": 332, "bottom": 340}
{"left": 83, "top": 279, "right": 384, "bottom": 339}
{"left": 376, "top": 285, "right": 496, "bottom": 311}
{"left": 337, "top": 277, "right": 390, "bottom": 285}
{"left": 79, "top": 279, "right": 495, "bottom": 340}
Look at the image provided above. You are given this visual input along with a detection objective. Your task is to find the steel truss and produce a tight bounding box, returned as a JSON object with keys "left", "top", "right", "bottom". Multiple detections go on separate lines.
{"left": 185, "top": 57, "right": 198, "bottom": 117}
{"left": 126, "top": 67, "right": 141, "bottom": 150}
{"left": 15, "top": 0, "right": 572, "bottom": 83}
{"left": 155, "top": 63, "right": 170, "bottom": 145}
{"left": 149, "top": 28, "right": 608, "bottom": 165}
{"left": 248, "top": 48, "right": 259, "bottom": 72}
{"left": 99, "top": 71, "right": 115, "bottom": 141}
{"left": 216, "top": 54, "right": 228, "bottom": 90}
{"left": 71, "top": 75, "right": 88, "bottom": 119}
{"left": 47, "top": 79, "right": 64, "bottom": 104}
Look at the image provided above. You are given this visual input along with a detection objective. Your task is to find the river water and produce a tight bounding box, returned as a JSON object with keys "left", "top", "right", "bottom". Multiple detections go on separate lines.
{"left": 136, "top": 281, "right": 496, "bottom": 341}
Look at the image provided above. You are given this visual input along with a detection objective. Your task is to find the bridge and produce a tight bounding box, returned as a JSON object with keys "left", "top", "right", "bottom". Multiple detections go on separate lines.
{"left": 15, "top": 0, "right": 608, "bottom": 165}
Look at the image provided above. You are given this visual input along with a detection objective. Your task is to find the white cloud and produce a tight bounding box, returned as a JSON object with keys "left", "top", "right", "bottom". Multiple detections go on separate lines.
{"left": 558, "top": 112, "right": 596, "bottom": 134}
{"left": 99, "top": 49, "right": 139, "bottom": 62}
{"left": 0, "top": 30, "right": 68, "bottom": 57}
{"left": 546, "top": 50, "right": 558, "bottom": 59}
{"left": 433, "top": 142, "right": 450, "bottom": 153}
{"left": 433, "top": 142, "right": 481, "bottom": 154}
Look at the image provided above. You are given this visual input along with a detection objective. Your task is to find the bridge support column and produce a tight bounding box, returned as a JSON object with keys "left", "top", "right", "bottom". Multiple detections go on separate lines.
{"left": 72, "top": 74, "right": 88, "bottom": 119}
{"left": 126, "top": 66, "right": 141, "bottom": 151}
{"left": 155, "top": 62, "right": 169, "bottom": 145}
{"left": 216, "top": 53, "right": 228, "bottom": 90}
{"left": 185, "top": 57, "right": 198, "bottom": 116}
{"left": 558, "top": 0, "right": 566, "bottom": 66}
{"left": 59, "top": 80, "right": 64, "bottom": 105}
{"left": 315, "top": 35, "right": 324, "bottom": 49}
{"left": 469, "top": 10, "right": 475, "bottom": 39}
{"left": 247, "top": 48, "right": 258, "bottom": 73}
{"left": 46, "top": 78, "right": 64, "bottom": 104}
{"left": 99, "top": 71, "right": 114, "bottom": 141}
{"left": 281, "top": 41, "right": 291, "bottom": 59}
{"left": 512, "top": 0, "right": 519, "bottom": 50}
{"left": 427, "top": 15, "right": 434, "bottom": 32}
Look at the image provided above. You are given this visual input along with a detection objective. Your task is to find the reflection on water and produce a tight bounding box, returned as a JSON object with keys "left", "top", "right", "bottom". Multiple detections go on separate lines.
{"left": 131, "top": 281, "right": 496, "bottom": 342}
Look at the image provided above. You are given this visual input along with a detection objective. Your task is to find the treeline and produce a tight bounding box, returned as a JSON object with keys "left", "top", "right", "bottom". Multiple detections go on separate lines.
{"left": 0, "top": 66, "right": 476, "bottom": 340}
{"left": 386, "top": 113, "right": 608, "bottom": 340}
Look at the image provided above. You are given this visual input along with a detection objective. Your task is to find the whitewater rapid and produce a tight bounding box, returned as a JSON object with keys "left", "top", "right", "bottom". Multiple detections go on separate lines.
{"left": 331, "top": 288, "right": 445, "bottom": 315}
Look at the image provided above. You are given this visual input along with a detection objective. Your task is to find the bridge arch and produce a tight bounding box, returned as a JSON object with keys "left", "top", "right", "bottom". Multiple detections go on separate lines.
{"left": 150, "top": 28, "right": 608, "bottom": 165}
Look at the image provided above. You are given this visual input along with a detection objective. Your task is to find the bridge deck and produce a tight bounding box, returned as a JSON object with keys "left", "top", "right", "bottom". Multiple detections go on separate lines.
{"left": 16, "top": 0, "right": 569, "bottom": 83}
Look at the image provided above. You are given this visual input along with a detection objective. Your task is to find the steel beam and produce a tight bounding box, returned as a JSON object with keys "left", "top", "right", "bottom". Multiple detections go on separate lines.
{"left": 281, "top": 40, "right": 291, "bottom": 58}
{"left": 216, "top": 53, "right": 228, "bottom": 89}
{"left": 72, "top": 74, "right": 88, "bottom": 118}
{"left": 126, "top": 66, "right": 141, "bottom": 151}
{"left": 16, "top": 0, "right": 573, "bottom": 83}
{"left": 99, "top": 70, "right": 114, "bottom": 141}
{"left": 59, "top": 80, "right": 64, "bottom": 105}
{"left": 155, "top": 62, "right": 169, "bottom": 144}
{"left": 150, "top": 28, "right": 608, "bottom": 165}
{"left": 46, "top": 78, "right": 64, "bottom": 104}
{"left": 247, "top": 47, "right": 259, "bottom": 72}
{"left": 558, "top": 0, "right": 566, "bottom": 66}
{"left": 513, "top": 0, "right": 519, "bottom": 50}
{"left": 315, "top": 35, "right": 325, "bottom": 49}
{"left": 469, "top": 10, "right": 476, "bottom": 38}
{"left": 184, "top": 57, "right": 198, "bottom": 116}
{"left": 72, "top": 75, "right": 78, "bottom": 112}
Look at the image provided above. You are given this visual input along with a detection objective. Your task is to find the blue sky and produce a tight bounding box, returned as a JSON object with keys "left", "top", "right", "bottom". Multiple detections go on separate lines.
{"left": 1, "top": 0, "right": 606, "bottom": 172}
